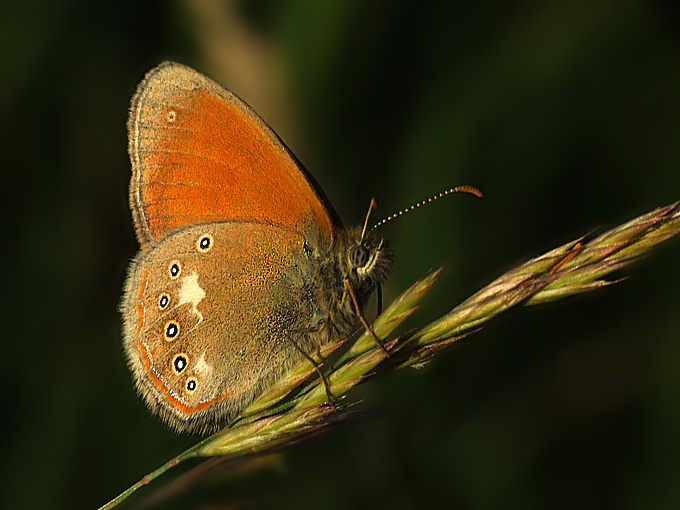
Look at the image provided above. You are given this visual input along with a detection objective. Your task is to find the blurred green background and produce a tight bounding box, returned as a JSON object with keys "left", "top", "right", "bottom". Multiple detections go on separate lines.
{"left": 2, "top": 0, "right": 680, "bottom": 508}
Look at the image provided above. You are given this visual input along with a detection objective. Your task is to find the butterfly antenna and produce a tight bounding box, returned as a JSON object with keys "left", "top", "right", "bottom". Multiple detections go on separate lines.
{"left": 369, "top": 185, "right": 482, "bottom": 233}
{"left": 361, "top": 198, "right": 378, "bottom": 242}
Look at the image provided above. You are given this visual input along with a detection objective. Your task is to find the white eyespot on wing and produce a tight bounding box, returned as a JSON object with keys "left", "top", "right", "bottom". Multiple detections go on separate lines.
{"left": 179, "top": 272, "right": 206, "bottom": 322}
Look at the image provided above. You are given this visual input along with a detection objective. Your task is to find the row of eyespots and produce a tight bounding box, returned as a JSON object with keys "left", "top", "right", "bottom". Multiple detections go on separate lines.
{"left": 170, "top": 353, "right": 198, "bottom": 393}
{"left": 156, "top": 234, "right": 213, "bottom": 394}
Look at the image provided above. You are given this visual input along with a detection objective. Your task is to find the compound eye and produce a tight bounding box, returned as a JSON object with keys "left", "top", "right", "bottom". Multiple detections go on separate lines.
{"left": 349, "top": 244, "right": 369, "bottom": 269}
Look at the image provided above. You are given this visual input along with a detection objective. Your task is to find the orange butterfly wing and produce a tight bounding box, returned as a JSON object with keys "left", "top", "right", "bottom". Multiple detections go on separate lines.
{"left": 128, "top": 61, "right": 335, "bottom": 246}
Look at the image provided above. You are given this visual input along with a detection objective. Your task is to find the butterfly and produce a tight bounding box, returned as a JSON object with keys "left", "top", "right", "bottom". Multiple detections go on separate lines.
{"left": 120, "top": 62, "right": 392, "bottom": 434}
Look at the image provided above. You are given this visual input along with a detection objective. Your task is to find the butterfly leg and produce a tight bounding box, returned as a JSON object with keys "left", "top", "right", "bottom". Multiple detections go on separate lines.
{"left": 288, "top": 339, "right": 337, "bottom": 409}
{"left": 343, "top": 278, "right": 390, "bottom": 355}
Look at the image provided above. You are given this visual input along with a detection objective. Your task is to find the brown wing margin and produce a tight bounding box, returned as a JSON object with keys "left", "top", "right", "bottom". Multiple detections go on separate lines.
{"left": 127, "top": 61, "right": 336, "bottom": 247}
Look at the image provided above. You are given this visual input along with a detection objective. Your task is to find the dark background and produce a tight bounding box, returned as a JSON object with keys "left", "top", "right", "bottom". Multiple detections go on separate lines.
{"left": 2, "top": 1, "right": 680, "bottom": 508}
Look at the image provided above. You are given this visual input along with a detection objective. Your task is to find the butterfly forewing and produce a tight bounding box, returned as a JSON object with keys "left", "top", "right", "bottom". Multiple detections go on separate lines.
{"left": 128, "top": 61, "right": 335, "bottom": 246}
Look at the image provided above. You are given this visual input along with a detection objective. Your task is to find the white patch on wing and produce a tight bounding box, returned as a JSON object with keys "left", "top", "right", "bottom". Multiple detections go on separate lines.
{"left": 179, "top": 272, "right": 205, "bottom": 321}
{"left": 194, "top": 353, "right": 213, "bottom": 376}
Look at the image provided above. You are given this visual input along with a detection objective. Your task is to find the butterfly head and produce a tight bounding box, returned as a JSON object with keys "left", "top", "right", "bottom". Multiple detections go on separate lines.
{"left": 340, "top": 227, "right": 393, "bottom": 304}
